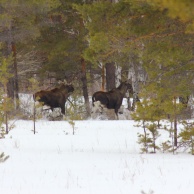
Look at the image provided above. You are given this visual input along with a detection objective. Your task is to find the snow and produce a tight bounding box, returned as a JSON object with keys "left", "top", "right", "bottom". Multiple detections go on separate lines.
{"left": 1, "top": 119, "right": 194, "bottom": 194}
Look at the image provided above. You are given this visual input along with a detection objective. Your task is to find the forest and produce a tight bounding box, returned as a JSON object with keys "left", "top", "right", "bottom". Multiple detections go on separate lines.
{"left": 0, "top": 1, "right": 194, "bottom": 143}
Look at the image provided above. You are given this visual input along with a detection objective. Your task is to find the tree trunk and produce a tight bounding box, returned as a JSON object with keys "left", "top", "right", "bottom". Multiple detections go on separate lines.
{"left": 128, "top": 61, "right": 140, "bottom": 111}
{"left": 5, "top": 24, "right": 19, "bottom": 111}
{"left": 105, "top": 62, "right": 115, "bottom": 91}
{"left": 174, "top": 117, "right": 178, "bottom": 147}
{"left": 12, "top": 42, "right": 19, "bottom": 109}
{"left": 143, "top": 121, "right": 148, "bottom": 153}
{"left": 173, "top": 97, "right": 178, "bottom": 147}
{"left": 7, "top": 78, "right": 15, "bottom": 99}
{"left": 6, "top": 26, "right": 15, "bottom": 99}
{"left": 101, "top": 64, "right": 105, "bottom": 91}
{"left": 81, "top": 58, "right": 90, "bottom": 117}
{"left": 4, "top": 83, "right": 9, "bottom": 134}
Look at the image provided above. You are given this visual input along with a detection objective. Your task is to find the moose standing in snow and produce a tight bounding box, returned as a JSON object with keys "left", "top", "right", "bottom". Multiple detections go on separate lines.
{"left": 92, "top": 80, "right": 133, "bottom": 119}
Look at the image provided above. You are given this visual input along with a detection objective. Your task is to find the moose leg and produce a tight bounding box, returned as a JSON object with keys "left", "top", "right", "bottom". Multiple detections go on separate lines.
{"left": 114, "top": 109, "right": 119, "bottom": 120}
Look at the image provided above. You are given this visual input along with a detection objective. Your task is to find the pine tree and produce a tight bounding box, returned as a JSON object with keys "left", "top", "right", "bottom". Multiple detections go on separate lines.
{"left": 0, "top": 0, "right": 58, "bottom": 106}
{"left": 35, "top": 0, "right": 92, "bottom": 117}
{"left": 132, "top": 99, "right": 162, "bottom": 153}
{"left": 179, "top": 120, "right": 194, "bottom": 155}
{"left": 145, "top": 0, "right": 194, "bottom": 32}
{"left": 0, "top": 54, "right": 14, "bottom": 134}
{"left": 146, "top": 123, "right": 160, "bottom": 153}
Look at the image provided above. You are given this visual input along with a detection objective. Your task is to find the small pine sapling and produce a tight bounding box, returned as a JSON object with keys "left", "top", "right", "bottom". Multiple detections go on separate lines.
{"left": 137, "top": 130, "right": 152, "bottom": 153}
{"left": 146, "top": 123, "right": 160, "bottom": 153}
{"left": 162, "top": 96, "right": 186, "bottom": 147}
{"left": 28, "top": 78, "right": 42, "bottom": 134}
{"left": 68, "top": 120, "right": 76, "bottom": 135}
{"left": 160, "top": 140, "right": 172, "bottom": 153}
{"left": 160, "top": 121, "right": 177, "bottom": 154}
{"left": 179, "top": 120, "right": 194, "bottom": 155}
{"left": 65, "top": 93, "right": 81, "bottom": 135}
{"left": 132, "top": 100, "right": 149, "bottom": 153}
{"left": 132, "top": 99, "right": 162, "bottom": 153}
{"left": 65, "top": 89, "right": 84, "bottom": 120}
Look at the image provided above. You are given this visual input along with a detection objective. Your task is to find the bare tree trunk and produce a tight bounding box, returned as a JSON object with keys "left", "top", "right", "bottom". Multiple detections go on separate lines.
{"left": 101, "top": 64, "right": 105, "bottom": 91}
{"left": 174, "top": 117, "right": 178, "bottom": 147}
{"left": 173, "top": 97, "right": 178, "bottom": 147}
{"left": 4, "top": 24, "right": 19, "bottom": 110}
{"left": 6, "top": 26, "right": 15, "bottom": 100}
{"left": 33, "top": 99, "right": 36, "bottom": 135}
{"left": 81, "top": 58, "right": 90, "bottom": 117}
{"left": 143, "top": 121, "right": 148, "bottom": 153}
{"left": 105, "top": 62, "right": 115, "bottom": 90}
{"left": 7, "top": 78, "right": 14, "bottom": 99}
{"left": 128, "top": 60, "right": 140, "bottom": 111}
{"left": 12, "top": 42, "right": 19, "bottom": 109}
{"left": 2, "top": 83, "right": 9, "bottom": 134}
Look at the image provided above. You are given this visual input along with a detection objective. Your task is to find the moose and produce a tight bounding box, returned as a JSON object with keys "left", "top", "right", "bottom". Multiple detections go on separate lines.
{"left": 92, "top": 80, "right": 133, "bottom": 119}
{"left": 33, "top": 83, "right": 74, "bottom": 115}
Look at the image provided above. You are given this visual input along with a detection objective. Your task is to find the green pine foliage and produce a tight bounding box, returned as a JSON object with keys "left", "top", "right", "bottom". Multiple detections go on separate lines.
{"left": 65, "top": 91, "right": 85, "bottom": 120}
{"left": 179, "top": 121, "right": 194, "bottom": 155}
{"left": 75, "top": 1, "right": 156, "bottom": 64}
{"left": 137, "top": 123, "right": 161, "bottom": 154}
{"left": 132, "top": 98, "right": 165, "bottom": 123}
{"left": 0, "top": 54, "right": 15, "bottom": 133}
{"left": 35, "top": 0, "right": 88, "bottom": 80}
{"left": 160, "top": 140, "right": 172, "bottom": 153}
{"left": 145, "top": 0, "right": 194, "bottom": 32}
{"left": 146, "top": 123, "right": 160, "bottom": 153}
{"left": 132, "top": 100, "right": 162, "bottom": 153}
{"left": 0, "top": 54, "right": 14, "bottom": 161}
{"left": 137, "top": 132, "right": 152, "bottom": 154}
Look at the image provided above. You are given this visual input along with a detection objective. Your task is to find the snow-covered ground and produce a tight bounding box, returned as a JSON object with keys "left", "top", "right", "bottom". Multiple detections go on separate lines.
{"left": 1, "top": 119, "right": 194, "bottom": 194}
